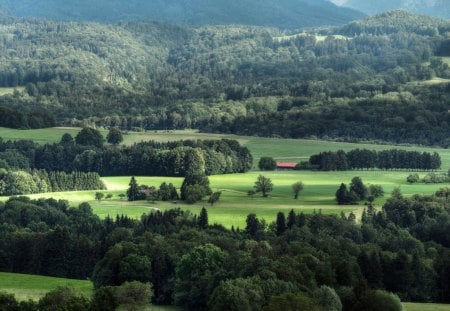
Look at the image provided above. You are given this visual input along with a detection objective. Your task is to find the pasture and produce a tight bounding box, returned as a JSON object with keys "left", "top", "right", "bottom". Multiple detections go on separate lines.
{"left": 403, "top": 302, "right": 450, "bottom": 311}
{"left": 0, "top": 127, "right": 449, "bottom": 227}
{"left": 4, "top": 170, "right": 448, "bottom": 229}
{"left": 1, "top": 127, "right": 449, "bottom": 168}
{"left": 0, "top": 272, "right": 93, "bottom": 301}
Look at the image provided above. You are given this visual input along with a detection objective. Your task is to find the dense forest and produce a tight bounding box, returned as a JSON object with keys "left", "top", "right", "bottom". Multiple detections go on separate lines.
{"left": 0, "top": 11, "right": 449, "bottom": 145}
{"left": 0, "top": 133, "right": 253, "bottom": 176}
{"left": 0, "top": 0, "right": 363, "bottom": 28}
{"left": 2, "top": 188, "right": 450, "bottom": 309}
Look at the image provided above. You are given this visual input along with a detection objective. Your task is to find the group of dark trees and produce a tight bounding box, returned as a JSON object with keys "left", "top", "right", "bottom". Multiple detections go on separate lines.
{"left": 0, "top": 106, "right": 55, "bottom": 129}
{"left": 0, "top": 169, "right": 105, "bottom": 196}
{"left": 0, "top": 12, "right": 449, "bottom": 146}
{"left": 336, "top": 177, "right": 384, "bottom": 204}
{"left": 309, "top": 149, "right": 441, "bottom": 171}
{"left": 2, "top": 188, "right": 450, "bottom": 309}
{"left": 0, "top": 133, "right": 253, "bottom": 177}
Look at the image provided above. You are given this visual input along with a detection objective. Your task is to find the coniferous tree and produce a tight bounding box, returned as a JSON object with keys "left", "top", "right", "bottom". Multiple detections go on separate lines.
{"left": 276, "top": 212, "right": 286, "bottom": 236}
{"left": 287, "top": 209, "right": 296, "bottom": 229}
{"left": 127, "top": 176, "right": 139, "bottom": 201}
{"left": 198, "top": 207, "right": 208, "bottom": 229}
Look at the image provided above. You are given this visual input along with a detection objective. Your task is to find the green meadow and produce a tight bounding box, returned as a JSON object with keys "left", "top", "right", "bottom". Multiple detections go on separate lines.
{"left": 403, "top": 302, "right": 450, "bottom": 311}
{"left": 0, "top": 127, "right": 449, "bottom": 227}
{"left": 0, "top": 272, "right": 93, "bottom": 301}
{"left": 3, "top": 170, "right": 448, "bottom": 229}
{"left": 0, "top": 87, "right": 25, "bottom": 96}
{"left": 1, "top": 127, "right": 449, "bottom": 168}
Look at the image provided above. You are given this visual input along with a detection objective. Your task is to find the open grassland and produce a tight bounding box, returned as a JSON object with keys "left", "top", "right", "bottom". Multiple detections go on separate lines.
{"left": 403, "top": 302, "right": 450, "bottom": 311}
{"left": 0, "top": 87, "right": 25, "bottom": 96}
{"left": 2, "top": 170, "right": 448, "bottom": 229}
{"left": 0, "top": 127, "right": 449, "bottom": 227}
{"left": 1, "top": 127, "right": 449, "bottom": 168}
{"left": 0, "top": 272, "right": 93, "bottom": 301}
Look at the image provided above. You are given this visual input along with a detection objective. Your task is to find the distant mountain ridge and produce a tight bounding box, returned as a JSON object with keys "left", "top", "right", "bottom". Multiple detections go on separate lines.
{"left": 0, "top": 0, "right": 365, "bottom": 28}
{"left": 330, "top": 0, "right": 450, "bottom": 19}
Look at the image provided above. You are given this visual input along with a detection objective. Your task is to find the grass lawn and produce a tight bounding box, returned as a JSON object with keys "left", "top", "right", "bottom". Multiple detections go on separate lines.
{"left": 403, "top": 302, "right": 450, "bottom": 311}
{"left": 0, "top": 87, "right": 25, "bottom": 96}
{"left": 3, "top": 170, "right": 447, "bottom": 229}
{"left": 0, "top": 272, "right": 93, "bottom": 301}
{"left": 1, "top": 127, "right": 449, "bottom": 169}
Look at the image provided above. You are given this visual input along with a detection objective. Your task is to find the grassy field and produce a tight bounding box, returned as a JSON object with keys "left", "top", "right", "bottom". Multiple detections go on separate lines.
{"left": 0, "top": 127, "right": 449, "bottom": 227}
{"left": 0, "top": 272, "right": 93, "bottom": 301}
{"left": 2, "top": 170, "right": 447, "bottom": 229}
{"left": 0, "top": 87, "right": 25, "bottom": 96}
{"left": 1, "top": 127, "right": 449, "bottom": 168}
{"left": 403, "top": 302, "right": 450, "bottom": 311}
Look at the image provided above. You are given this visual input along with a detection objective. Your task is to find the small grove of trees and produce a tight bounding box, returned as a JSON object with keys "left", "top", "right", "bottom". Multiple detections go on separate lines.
{"left": 0, "top": 169, "right": 105, "bottom": 196}
{"left": 106, "top": 127, "right": 123, "bottom": 145}
{"left": 75, "top": 127, "right": 104, "bottom": 148}
{"left": 336, "top": 177, "right": 384, "bottom": 205}
{"left": 254, "top": 174, "right": 273, "bottom": 197}
{"left": 309, "top": 149, "right": 441, "bottom": 171}
{"left": 127, "top": 177, "right": 179, "bottom": 202}
{"left": 258, "top": 157, "right": 276, "bottom": 171}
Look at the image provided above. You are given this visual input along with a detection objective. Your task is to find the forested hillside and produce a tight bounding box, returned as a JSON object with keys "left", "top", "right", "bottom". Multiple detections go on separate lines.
{"left": 0, "top": 11, "right": 450, "bottom": 145}
{"left": 0, "top": 0, "right": 364, "bottom": 28}
{"left": 334, "top": 0, "right": 450, "bottom": 19}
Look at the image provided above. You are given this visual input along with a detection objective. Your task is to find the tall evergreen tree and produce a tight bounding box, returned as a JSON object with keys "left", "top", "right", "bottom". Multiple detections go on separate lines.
{"left": 127, "top": 176, "right": 139, "bottom": 201}
{"left": 287, "top": 209, "right": 296, "bottom": 229}
{"left": 276, "top": 212, "right": 286, "bottom": 236}
{"left": 198, "top": 207, "right": 208, "bottom": 229}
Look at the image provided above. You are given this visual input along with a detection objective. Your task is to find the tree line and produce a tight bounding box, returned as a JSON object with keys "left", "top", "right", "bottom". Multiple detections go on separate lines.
{"left": 2, "top": 188, "right": 450, "bottom": 309}
{"left": 308, "top": 149, "right": 441, "bottom": 171}
{"left": 0, "top": 132, "right": 253, "bottom": 177}
{"left": 0, "top": 106, "right": 55, "bottom": 129}
{"left": 0, "top": 169, "right": 105, "bottom": 196}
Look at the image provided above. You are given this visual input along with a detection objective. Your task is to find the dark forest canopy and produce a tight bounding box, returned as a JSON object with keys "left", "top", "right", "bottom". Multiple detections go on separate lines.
{"left": 0, "top": 135, "right": 253, "bottom": 176}
{"left": 0, "top": 0, "right": 364, "bottom": 28}
{"left": 0, "top": 11, "right": 449, "bottom": 145}
{"left": 2, "top": 188, "right": 450, "bottom": 309}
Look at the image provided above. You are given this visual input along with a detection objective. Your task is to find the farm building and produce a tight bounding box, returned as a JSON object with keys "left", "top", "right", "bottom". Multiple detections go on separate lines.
{"left": 276, "top": 162, "right": 297, "bottom": 170}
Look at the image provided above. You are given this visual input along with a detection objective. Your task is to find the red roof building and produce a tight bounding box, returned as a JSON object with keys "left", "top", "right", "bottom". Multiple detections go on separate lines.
{"left": 276, "top": 162, "right": 297, "bottom": 169}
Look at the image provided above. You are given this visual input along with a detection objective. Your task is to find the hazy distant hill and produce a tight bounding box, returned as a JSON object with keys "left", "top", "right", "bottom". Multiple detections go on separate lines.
{"left": 0, "top": 0, "right": 364, "bottom": 28}
{"left": 331, "top": 0, "right": 450, "bottom": 19}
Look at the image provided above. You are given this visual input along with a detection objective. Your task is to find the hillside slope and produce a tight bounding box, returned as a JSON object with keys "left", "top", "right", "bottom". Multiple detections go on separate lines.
{"left": 0, "top": 0, "right": 364, "bottom": 28}
{"left": 331, "top": 0, "right": 450, "bottom": 19}
{"left": 0, "top": 13, "right": 449, "bottom": 146}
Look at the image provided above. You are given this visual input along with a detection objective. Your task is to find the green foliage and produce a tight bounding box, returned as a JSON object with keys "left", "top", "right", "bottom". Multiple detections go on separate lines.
{"left": 254, "top": 175, "right": 273, "bottom": 197}
{"left": 208, "top": 278, "right": 264, "bottom": 311}
{"left": 115, "top": 281, "right": 153, "bottom": 311}
{"left": 127, "top": 177, "right": 140, "bottom": 201}
{"left": 38, "top": 286, "right": 91, "bottom": 311}
{"left": 423, "top": 173, "right": 450, "bottom": 184}
{"left": 292, "top": 181, "right": 304, "bottom": 199}
{"left": 354, "top": 290, "right": 402, "bottom": 311}
{"left": 180, "top": 173, "right": 211, "bottom": 202}
{"left": 407, "top": 173, "right": 420, "bottom": 184}
{"left": 258, "top": 157, "right": 276, "bottom": 171}
{"left": 106, "top": 128, "right": 123, "bottom": 145}
{"left": 75, "top": 128, "right": 104, "bottom": 148}
{"left": 95, "top": 192, "right": 104, "bottom": 201}
{"left": 350, "top": 176, "right": 367, "bottom": 200}
{"left": 313, "top": 286, "right": 342, "bottom": 311}
{"left": 175, "top": 244, "right": 227, "bottom": 310}
{"left": 198, "top": 207, "right": 208, "bottom": 229}
{"left": 263, "top": 293, "right": 324, "bottom": 311}
{"left": 208, "top": 192, "right": 222, "bottom": 206}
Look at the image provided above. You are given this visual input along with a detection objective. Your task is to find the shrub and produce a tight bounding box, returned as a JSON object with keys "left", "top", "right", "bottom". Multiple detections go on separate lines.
{"left": 258, "top": 157, "right": 277, "bottom": 171}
